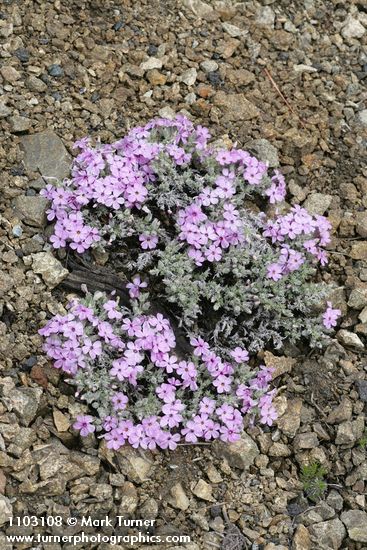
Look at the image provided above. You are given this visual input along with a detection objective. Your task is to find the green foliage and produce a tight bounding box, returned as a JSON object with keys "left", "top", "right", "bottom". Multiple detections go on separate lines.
{"left": 359, "top": 430, "right": 367, "bottom": 449}
{"left": 300, "top": 462, "right": 327, "bottom": 502}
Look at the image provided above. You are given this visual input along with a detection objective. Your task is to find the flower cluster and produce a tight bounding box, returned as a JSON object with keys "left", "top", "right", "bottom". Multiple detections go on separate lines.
{"left": 41, "top": 115, "right": 340, "bottom": 354}
{"left": 38, "top": 117, "right": 342, "bottom": 449}
{"left": 263, "top": 205, "right": 331, "bottom": 274}
{"left": 40, "top": 292, "right": 276, "bottom": 450}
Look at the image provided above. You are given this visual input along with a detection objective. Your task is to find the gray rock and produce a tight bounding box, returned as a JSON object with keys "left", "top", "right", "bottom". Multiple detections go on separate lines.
{"left": 117, "top": 447, "right": 154, "bottom": 484}
{"left": 179, "top": 68, "right": 197, "bottom": 86}
{"left": 0, "top": 21, "right": 13, "bottom": 38}
{"left": 249, "top": 138, "right": 279, "bottom": 168}
{"left": 14, "top": 48, "right": 29, "bottom": 63}
{"left": 0, "top": 66, "right": 21, "bottom": 83}
{"left": 184, "top": 92, "right": 196, "bottom": 105}
{"left": 341, "top": 15, "right": 365, "bottom": 40}
{"left": 168, "top": 483, "right": 190, "bottom": 511}
{"left": 212, "top": 433, "right": 259, "bottom": 470}
{"left": 0, "top": 102, "right": 12, "bottom": 118}
{"left": 358, "top": 110, "right": 367, "bottom": 127}
{"left": 9, "top": 115, "right": 32, "bottom": 133}
{"left": 327, "top": 397, "right": 353, "bottom": 424}
{"left": 20, "top": 130, "right": 71, "bottom": 183}
{"left": 335, "top": 421, "right": 356, "bottom": 445}
{"left": 200, "top": 60, "right": 219, "bottom": 73}
{"left": 7, "top": 427, "right": 37, "bottom": 457}
{"left": 32, "top": 252, "right": 69, "bottom": 288}
{"left": 292, "top": 524, "right": 311, "bottom": 550}
{"left": 0, "top": 533, "right": 12, "bottom": 550}
{"left": 70, "top": 451, "right": 100, "bottom": 476}
{"left": 118, "top": 482, "right": 138, "bottom": 515}
{"left": 277, "top": 398, "right": 302, "bottom": 437}
{"left": 268, "top": 442, "right": 291, "bottom": 457}
{"left": 256, "top": 6, "right": 275, "bottom": 28}
{"left": 27, "top": 478, "right": 66, "bottom": 496}
{"left": 355, "top": 211, "right": 367, "bottom": 238}
{"left": 308, "top": 518, "right": 346, "bottom": 549}
{"left": 4, "top": 387, "right": 42, "bottom": 426}
{"left": 48, "top": 64, "right": 64, "bottom": 77}
{"left": 326, "top": 286, "right": 347, "bottom": 316}
{"left": 351, "top": 416, "right": 365, "bottom": 441}
{"left": 350, "top": 242, "right": 367, "bottom": 260}
{"left": 293, "top": 64, "right": 318, "bottom": 73}
{"left": 337, "top": 329, "right": 364, "bottom": 350}
{"left": 355, "top": 379, "right": 367, "bottom": 402}
{"left": 348, "top": 287, "right": 367, "bottom": 309}
{"left": 192, "top": 479, "right": 214, "bottom": 501}
{"left": 346, "top": 462, "right": 367, "bottom": 486}
{"left": 191, "top": 512, "right": 210, "bottom": 530}
{"left": 139, "top": 497, "right": 159, "bottom": 519}
{"left": 214, "top": 92, "right": 260, "bottom": 122}
{"left": 289, "top": 181, "right": 308, "bottom": 202}
{"left": 158, "top": 106, "right": 176, "bottom": 119}
{"left": 38, "top": 452, "right": 83, "bottom": 482}
{"left": 90, "top": 483, "right": 113, "bottom": 502}
{"left": 0, "top": 271, "right": 14, "bottom": 296}
{"left": 303, "top": 193, "right": 333, "bottom": 215}
{"left": 326, "top": 490, "right": 344, "bottom": 511}
{"left": 140, "top": 57, "right": 163, "bottom": 71}
{"left": 26, "top": 75, "right": 48, "bottom": 93}
{"left": 222, "top": 22, "right": 246, "bottom": 38}
{"left": 182, "top": 0, "right": 213, "bottom": 17}
{"left": 294, "top": 432, "right": 319, "bottom": 450}
{"left": 0, "top": 495, "right": 12, "bottom": 526}
{"left": 301, "top": 503, "right": 335, "bottom": 525}
{"left": 341, "top": 510, "right": 367, "bottom": 542}
{"left": 13, "top": 195, "right": 49, "bottom": 227}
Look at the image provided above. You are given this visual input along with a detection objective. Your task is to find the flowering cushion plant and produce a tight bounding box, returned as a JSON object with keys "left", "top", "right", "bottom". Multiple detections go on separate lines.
{"left": 39, "top": 115, "right": 341, "bottom": 448}
{"left": 40, "top": 291, "right": 276, "bottom": 450}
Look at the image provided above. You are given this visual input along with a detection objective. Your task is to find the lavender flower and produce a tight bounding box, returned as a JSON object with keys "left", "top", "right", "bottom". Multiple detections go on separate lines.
{"left": 322, "top": 301, "right": 341, "bottom": 329}
{"left": 73, "top": 415, "right": 95, "bottom": 436}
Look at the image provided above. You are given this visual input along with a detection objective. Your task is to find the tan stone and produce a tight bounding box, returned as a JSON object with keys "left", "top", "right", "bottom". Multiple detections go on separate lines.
{"left": 264, "top": 351, "right": 297, "bottom": 378}
{"left": 53, "top": 410, "right": 70, "bottom": 432}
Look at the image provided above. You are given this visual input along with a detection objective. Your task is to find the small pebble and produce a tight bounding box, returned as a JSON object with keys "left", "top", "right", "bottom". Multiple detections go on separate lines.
{"left": 48, "top": 64, "right": 64, "bottom": 77}
{"left": 14, "top": 48, "right": 29, "bottom": 63}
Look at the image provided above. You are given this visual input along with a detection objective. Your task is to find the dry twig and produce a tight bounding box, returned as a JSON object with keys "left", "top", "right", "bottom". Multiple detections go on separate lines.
{"left": 263, "top": 66, "right": 307, "bottom": 129}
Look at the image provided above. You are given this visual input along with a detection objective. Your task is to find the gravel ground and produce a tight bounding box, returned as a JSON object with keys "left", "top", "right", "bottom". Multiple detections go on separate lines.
{"left": 0, "top": 1, "right": 367, "bottom": 549}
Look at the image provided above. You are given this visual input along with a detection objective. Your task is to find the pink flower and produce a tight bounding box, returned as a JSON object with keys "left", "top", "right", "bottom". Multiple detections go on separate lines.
{"left": 103, "top": 416, "right": 118, "bottom": 431}
{"left": 105, "top": 428, "right": 126, "bottom": 450}
{"left": 156, "top": 383, "right": 176, "bottom": 402}
{"left": 160, "top": 399, "right": 185, "bottom": 428}
{"left": 111, "top": 392, "right": 128, "bottom": 411}
{"left": 205, "top": 244, "right": 222, "bottom": 262}
{"left": 199, "top": 397, "right": 216, "bottom": 415}
{"left": 230, "top": 347, "right": 249, "bottom": 363}
{"left": 103, "top": 300, "right": 123, "bottom": 320}
{"left": 260, "top": 406, "right": 277, "bottom": 426}
{"left": 322, "top": 301, "right": 341, "bottom": 329}
{"left": 160, "top": 432, "right": 181, "bottom": 450}
{"left": 82, "top": 338, "right": 102, "bottom": 359}
{"left": 73, "top": 415, "right": 95, "bottom": 437}
{"left": 126, "top": 276, "right": 148, "bottom": 299}
{"left": 181, "top": 421, "right": 199, "bottom": 443}
{"left": 139, "top": 233, "right": 158, "bottom": 250}
{"left": 266, "top": 263, "right": 283, "bottom": 281}
{"left": 213, "top": 375, "right": 232, "bottom": 394}
{"left": 190, "top": 337, "right": 210, "bottom": 358}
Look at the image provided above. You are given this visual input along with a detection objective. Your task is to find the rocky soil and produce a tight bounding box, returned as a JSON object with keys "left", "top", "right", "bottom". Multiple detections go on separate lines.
{"left": 0, "top": 0, "right": 367, "bottom": 549}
